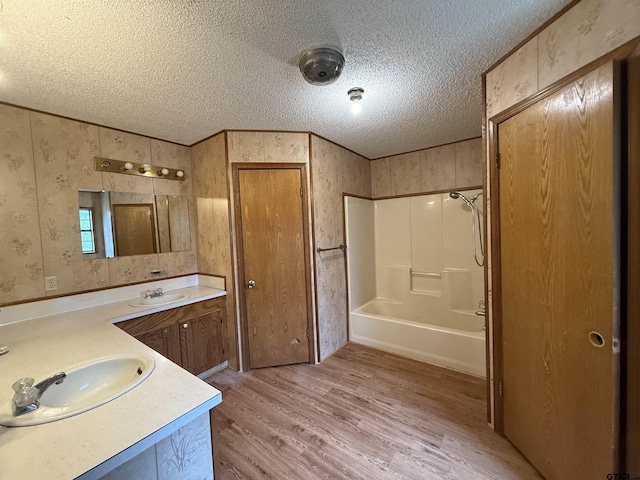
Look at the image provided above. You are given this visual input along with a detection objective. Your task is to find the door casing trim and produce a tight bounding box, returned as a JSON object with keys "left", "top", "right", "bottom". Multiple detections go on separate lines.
{"left": 232, "top": 162, "right": 316, "bottom": 370}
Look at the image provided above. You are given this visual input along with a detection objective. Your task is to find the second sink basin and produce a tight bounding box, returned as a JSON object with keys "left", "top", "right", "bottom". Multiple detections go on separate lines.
{"left": 0, "top": 354, "right": 155, "bottom": 427}
{"left": 129, "top": 293, "right": 190, "bottom": 307}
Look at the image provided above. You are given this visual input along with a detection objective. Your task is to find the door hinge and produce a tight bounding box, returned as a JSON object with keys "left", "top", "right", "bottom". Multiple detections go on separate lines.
{"left": 498, "top": 380, "right": 503, "bottom": 397}
{"left": 495, "top": 152, "right": 501, "bottom": 169}
{"left": 300, "top": 187, "right": 303, "bottom": 197}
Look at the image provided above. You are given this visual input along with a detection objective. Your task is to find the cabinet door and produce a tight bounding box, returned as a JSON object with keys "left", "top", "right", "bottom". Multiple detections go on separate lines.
{"left": 179, "top": 310, "right": 224, "bottom": 375}
{"left": 135, "top": 324, "right": 181, "bottom": 365}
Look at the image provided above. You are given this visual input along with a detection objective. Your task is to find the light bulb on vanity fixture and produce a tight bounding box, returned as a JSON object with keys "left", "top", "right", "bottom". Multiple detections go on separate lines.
{"left": 158, "top": 168, "right": 169, "bottom": 177}
{"left": 348, "top": 87, "right": 364, "bottom": 114}
{"left": 176, "top": 170, "right": 184, "bottom": 178}
{"left": 138, "top": 165, "right": 152, "bottom": 174}
{"left": 122, "top": 162, "right": 133, "bottom": 171}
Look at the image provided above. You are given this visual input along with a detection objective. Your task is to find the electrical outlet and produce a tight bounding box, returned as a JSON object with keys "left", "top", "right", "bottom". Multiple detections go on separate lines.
{"left": 44, "top": 276, "right": 57, "bottom": 291}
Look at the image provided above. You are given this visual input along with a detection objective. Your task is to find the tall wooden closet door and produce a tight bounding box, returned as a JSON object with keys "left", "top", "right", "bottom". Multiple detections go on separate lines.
{"left": 498, "top": 62, "right": 618, "bottom": 479}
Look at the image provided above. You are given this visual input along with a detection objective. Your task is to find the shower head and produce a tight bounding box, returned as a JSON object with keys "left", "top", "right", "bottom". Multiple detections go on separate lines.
{"left": 449, "top": 191, "right": 476, "bottom": 210}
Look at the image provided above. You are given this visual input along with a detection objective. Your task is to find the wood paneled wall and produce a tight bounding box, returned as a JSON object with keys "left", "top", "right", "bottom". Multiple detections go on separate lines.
{"left": 371, "top": 138, "right": 482, "bottom": 198}
{"left": 311, "top": 135, "right": 371, "bottom": 360}
{"left": 190, "top": 133, "right": 238, "bottom": 369}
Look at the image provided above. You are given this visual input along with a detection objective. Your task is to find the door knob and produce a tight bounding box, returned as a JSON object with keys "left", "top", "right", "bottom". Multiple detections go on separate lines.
{"left": 183, "top": 323, "right": 189, "bottom": 329}
{"left": 247, "top": 279, "right": 256, "bottom": 289}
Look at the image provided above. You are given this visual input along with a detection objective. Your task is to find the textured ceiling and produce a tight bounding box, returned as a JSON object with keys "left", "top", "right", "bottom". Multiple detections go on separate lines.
{"left": 0, "top": 1, "right": 569, "bottom": 158}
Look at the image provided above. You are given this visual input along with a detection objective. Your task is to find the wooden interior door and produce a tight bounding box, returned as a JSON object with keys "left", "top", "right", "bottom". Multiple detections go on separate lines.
{"left": 236, "top": 167, "right": 310, "bottom": 369}
{"left": 497, "top": 63, "right": 619, "bottom": 478}
{"left": 112, "top": 204, "right": 157, "bottom": 256}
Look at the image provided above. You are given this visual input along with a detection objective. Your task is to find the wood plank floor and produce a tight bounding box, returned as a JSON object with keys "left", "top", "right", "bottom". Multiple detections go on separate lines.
{"left": 206, "top": 343, "right": 541, "bottom": 480}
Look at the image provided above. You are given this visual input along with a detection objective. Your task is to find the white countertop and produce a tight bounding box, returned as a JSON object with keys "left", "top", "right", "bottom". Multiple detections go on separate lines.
{"left": 0, "top": 281, "right": 225, "bottom": 480}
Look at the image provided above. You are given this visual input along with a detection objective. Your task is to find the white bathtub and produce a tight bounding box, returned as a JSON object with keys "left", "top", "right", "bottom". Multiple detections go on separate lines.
{"left": 350, "top": 298, "right": 487, "bottom": 377}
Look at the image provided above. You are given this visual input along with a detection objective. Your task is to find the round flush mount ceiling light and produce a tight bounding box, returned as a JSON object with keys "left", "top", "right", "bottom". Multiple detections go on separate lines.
{"left": 299, "top": 45, "right": 345, "bottom": 86}
{"left": 348, "top": 87, "right": 364, "bottom": 114}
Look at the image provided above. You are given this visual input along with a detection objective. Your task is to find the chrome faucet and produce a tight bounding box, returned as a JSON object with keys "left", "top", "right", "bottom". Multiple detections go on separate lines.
{"left": 12, "top": 372, "right": 66, "bottom": 416}
{"left": 144, "top": 288, "right": 164, "bottom": 299}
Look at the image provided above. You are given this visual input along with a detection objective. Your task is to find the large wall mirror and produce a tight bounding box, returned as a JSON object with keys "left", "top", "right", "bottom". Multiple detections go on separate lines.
{"left": 78, "top": 190, "right": 191, "bottom": 259}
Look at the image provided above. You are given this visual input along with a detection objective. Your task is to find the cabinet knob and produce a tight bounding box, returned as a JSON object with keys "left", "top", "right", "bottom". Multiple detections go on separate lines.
{"left": 247, "top": 279, "right": 256, "bottom": 289}
{"left": 183, "top": 323, "right": 189, "bottom": 329}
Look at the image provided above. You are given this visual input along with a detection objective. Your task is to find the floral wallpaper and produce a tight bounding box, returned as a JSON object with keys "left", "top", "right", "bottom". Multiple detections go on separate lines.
{"left": 0, "top": 105, "right": 198, "bottom": 304}
{"left": 390, "top": 151, "right": 421, "bottom": 196}
{"left": 454, "top": 138, "right": 483, "bottom": 188}
{"left": 191, "top": 133, "right": 237, "bottom": 369}
{"left": 0, "top": 106, "right": 45, "bottom": 303}
{"left": 486, "top": 38, "right": 539, "bottom": 119}
{"left": 486, "top": 0, "right": 640, "bottom": 118}
{"left": 311, "top": 135, "right": 371, "bottom": 360}
{"left": 371, "top": 138, "right": 482, "bottom": 198}
{"left": 30, "top": 111, "right": 110, "bottom": 296}
{"left": 227, "top": 131, "right": 309, "bottom": 163}
{"left": 156, "top": 412, "right": 213, "bottom": 479}
{"left": 98, "top": 413, "right": 212, "bottom": 480}
{"left": 421, "top": 143, "right": 456, "bottom": 192}
{"left": 538, "top": 0, "right": 640, "bottom": 90}
{"left": 370, "top": 157, "right": 391, "bottom": 198}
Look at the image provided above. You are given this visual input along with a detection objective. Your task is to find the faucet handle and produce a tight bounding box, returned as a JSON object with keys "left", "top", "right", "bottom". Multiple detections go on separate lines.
{"left": 12, "top": 377, "right": 38, "bottom": 407}
{"left": 12, "top": 377, "right": 34, "bottom": 391}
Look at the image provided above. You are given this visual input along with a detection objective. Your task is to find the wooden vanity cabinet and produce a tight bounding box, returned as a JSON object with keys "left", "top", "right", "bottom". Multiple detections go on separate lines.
{"left": 135, "top": 324, "right": 182, "bottom": 365}
{"left": 117, "top": 297, "right": 226, "bottom": 375}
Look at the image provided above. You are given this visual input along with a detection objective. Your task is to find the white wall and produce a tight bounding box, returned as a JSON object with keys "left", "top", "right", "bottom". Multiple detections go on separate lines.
{"left": 344, "top": 196, "right": 376, "bottom": 310}
{"left": 442, "top": 190, "right": 484, "bottom": 308}
{"left": 374, "top": 198, "right": 411, "bottom": 299}
{"left": 410, "top": 195, "right": 443, "bottom": 273}
{"left": 373, "top": 189, "right": 484, "bottom": 309}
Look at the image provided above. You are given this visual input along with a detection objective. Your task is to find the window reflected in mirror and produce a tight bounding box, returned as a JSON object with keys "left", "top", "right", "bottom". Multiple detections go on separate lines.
{"left": 79, "top": 208, "right": 96, "bottom": 254}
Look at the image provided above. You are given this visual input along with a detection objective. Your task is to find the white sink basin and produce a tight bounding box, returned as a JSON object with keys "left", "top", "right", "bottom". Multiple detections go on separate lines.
{"left": 0, "top": 354, "right": 155, "bottom": 427}
{"left": 129, "top": 293, "right": 190, "bottom": 307}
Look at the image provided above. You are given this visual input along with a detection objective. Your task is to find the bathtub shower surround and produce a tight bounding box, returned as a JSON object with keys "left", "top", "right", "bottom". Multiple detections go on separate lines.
{"left": 345, "top": 190, "right": 486, "bottom": 376}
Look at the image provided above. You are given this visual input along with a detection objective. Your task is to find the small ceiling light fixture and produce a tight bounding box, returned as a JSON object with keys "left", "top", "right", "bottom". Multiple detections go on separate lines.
{"left": 348, "top": 87, "right": 364, "bottom": 114}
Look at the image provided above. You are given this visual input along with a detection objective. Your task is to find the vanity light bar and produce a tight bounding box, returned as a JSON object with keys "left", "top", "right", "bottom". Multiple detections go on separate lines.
{"left": 93, "top": 157, "right": 185, "bottom": 181}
